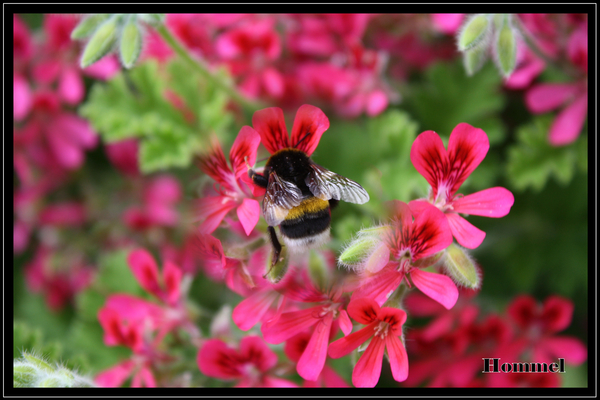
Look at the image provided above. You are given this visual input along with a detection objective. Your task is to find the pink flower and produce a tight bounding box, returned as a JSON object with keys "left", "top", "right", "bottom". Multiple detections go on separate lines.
{"left": 525, "top": 82, "right": 587, "bottom": 146}
{"left": 410, "top": 123, "right": 514, "bottom": 249}
{"left": 196, "top": 126, "right": 261, "bottom": 235}
{"left": 284, "top": 329, "right": 350, "bottom": 387}
{"left": 352, "top": 201, "right": 457, "bottom": 309}
{"left": 127, "top": 248, "right": 183, "bottom": 307}
{"left": 328, "top": 298, "right": 409, "bottom": 387}
{"left": 14, "top": 74, "right": 31, "bottom": 121}
{"left": 431, "top": 14, "right": 465, "bottom": 35}
{"left": 96, "top": 359, "right": 157, "bottom": 388}
{"left": 251, "top": 104, "right": 329, "bottom": 156}
{"left": 215, "top": 17, "right": 284, "bottom": 100}
{"left": 105, "top": 138, "right": 140, "bottom": 176}
{"left": 505, "top": 295, "right": 587, "bottom": 367}
{"left": 261, "top": 284, "right": 352, "bottom": 381}
{"left": 24, "top": 246, "right": 94, "bottom": 311}
{"left": 504, "top": 46, "right": 545, "bottom": 90}
{"left": 123, "top": 175, "right": 182, "bottom": 230}
{"left": 197, "top": 336, "right": 298, "bottom": 387}
{"left": 14, "top": 14, "right": 33, "bottom": 65}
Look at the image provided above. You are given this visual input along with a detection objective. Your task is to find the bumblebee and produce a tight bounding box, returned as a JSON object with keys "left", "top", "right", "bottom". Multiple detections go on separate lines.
{"left": 248, "top": 147, "right": 369, "bottom": 267}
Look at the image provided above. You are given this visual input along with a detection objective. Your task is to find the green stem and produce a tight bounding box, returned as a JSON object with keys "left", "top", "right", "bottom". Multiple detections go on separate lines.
{"left": 512, "top": 15, "right": 579, "bottom": 79}
{"left": 156, "top": 24, "right": 263, "bottom": 113}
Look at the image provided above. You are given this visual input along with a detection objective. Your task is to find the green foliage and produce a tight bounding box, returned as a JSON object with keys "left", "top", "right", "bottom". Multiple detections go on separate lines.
{"left": 79, "top": 59, "right": 233, "bottom": 174}
{"left": 14, "top": 350, "right": 96, "bottom": 387}
{"left": 403, "top": 60, "right": 506, "bottom": 146}
{"left": 507, "top": 115, "right": 581, "bottom": 192}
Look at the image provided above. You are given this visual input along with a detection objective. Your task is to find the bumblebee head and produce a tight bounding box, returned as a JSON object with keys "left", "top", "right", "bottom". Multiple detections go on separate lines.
{"left": 265, "top": 148, "right": 312, "bottom": 181}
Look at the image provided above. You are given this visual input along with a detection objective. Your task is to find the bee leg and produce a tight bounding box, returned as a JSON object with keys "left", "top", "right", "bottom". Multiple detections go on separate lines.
{"left": 268, "top": 225, "right": 282, "bottom": 267}
{"left": 248, "top": 169, "right": 268, "bottom": 189}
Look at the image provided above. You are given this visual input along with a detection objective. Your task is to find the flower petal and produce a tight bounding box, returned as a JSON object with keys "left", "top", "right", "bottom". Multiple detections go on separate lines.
{"left": 538, "top": 336, "right": 587, "bottom": 366}
{"left": 446, "top": 213, "right": 486, "bottom": 249}
{"left": 328, "top": 323, "right": 377, "bottom": 359}
{"left": 411, "top": 203, "right": 453, "bottom": 259}
{"left": 197, "top": 139, "right": 236, "bottom": 192}
{"left": 297, "top": 313, "right": 334, "bottom": 381}
{"left": 14, "top": 74, "right": 31, "bottom": 121}
{"left": 240, "top": 335, "right": 278, "bottom": 372}
{"left": 197, "top": 196, "right": 237, "bottom": 234}
{"left": 236, "top": 198, "right": 260, "bottom": 236}
{"left": 386, "top": 335, "right": 409, "bottom": 383}
{"left": 410, "top": 269, "right": 458, "bottom": 310}
{"left": 347, "top": 298, "right": 380, "bottom": 325}
{"left": 452, "top": 187, "right": 514, "bottom": 217}
{"left": 548, "top": 93, "right": 587, "bottom": 146}
{"left": 290, "top": 104, "right": 330, "bottom": 156}
{"left": 446, "top": 123, "right": 489, "bottom": 196}
{"left": 127, "top": 248, "right": 162, "bottom": 298}
{"left": 351, "top": 268, "right": 403, "bottom": 306}
{"left": 95, "top": 360, "right": 135, "bottom": 388}
{"left": 261, "top": 306, "right": 321, "bottom": 344}
{"left": 352, "top": 336, "right": 386, "bottom": 387}
{"left": 230, "top": 126, "right": 261, "bottom": 179}
{"left": 526, "top": 83, "right": 579, "bottom": 113}
{"left": 252, "top": 107, "right": 290, "bottom": 154}
{"left": 232, "top": 289, "right": 279, "bottom": 331}
{"left": 59, "top": 67, "right": 84, "bottom": 105}
{"left": 162, "top": 260, "right": 182, "bottom": 306}
{"left": 338, "top": 310, "right": 353, "bottom": 336}
{"left": 197, "top": 339, "right": 242, "bottom": 379}
{"left": 410, "top": 130, "right": 448, "bottom": 191}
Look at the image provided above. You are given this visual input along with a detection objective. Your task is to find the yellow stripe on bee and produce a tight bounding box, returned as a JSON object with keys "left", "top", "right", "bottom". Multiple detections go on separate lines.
{"left": 285, "top": 197, "right": 330, "bottom": 220}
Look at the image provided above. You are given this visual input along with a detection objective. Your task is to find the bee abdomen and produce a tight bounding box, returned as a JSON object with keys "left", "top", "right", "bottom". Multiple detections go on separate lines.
{"left": 279, "top": 197, "right": 330, "bottom": 239}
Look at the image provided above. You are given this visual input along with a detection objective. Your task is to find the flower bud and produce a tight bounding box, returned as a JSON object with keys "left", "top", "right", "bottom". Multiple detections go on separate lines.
{"left": 338, "top": 225, "right": 391, "bottom": 269}
{"left": 120, "top": 18, "right": 143, "bottom": 69}
{"left": 457, "top": 14, "right": 491, "bottom": 51}
{"left": 71, "top": 14, "right": 111, "bottom": 39}
{"left": 308, "top": 250, "right": 330, "bottom": 290}
{"left": 463, "top": 44, "right": 489, "bottom": 76}
{"left": 265, "top": 245, "right": 289, "bottom": 283}
{"left": 14, "top": 352, "right": 95, "bottom": 387}
{"left": 138, "top": 14, "right": 165, "bottom": 27}
{"left": 494, "top": 15, "right": 517, "bottom": 78}
{"left": 80, "top": 16, "right": 119, "bottom": 68}
{"left": 443, "top": 243, "right": 481, "bottom": 289}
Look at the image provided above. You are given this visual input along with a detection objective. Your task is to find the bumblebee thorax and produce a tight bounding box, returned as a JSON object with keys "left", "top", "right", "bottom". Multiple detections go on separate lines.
{"left": 265, "top": 148, "right": 312, "bottom": 182}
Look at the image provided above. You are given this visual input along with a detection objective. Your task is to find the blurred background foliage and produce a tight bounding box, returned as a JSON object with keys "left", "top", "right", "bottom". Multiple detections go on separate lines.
{"left": 13, "top": 13, "right": 588, "bottom": 388}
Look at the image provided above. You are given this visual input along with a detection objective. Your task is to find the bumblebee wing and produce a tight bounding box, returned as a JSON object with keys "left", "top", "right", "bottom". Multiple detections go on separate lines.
{"left": 305, "top": 163, "right": 370, "bottom": 204}
{"left": 262, "top": 171, "right": 303, "bottom": 226}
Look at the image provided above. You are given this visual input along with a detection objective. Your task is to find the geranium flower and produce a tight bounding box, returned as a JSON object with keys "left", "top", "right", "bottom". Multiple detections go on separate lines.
{"left": 196, "top": 126, "right": 261, "bottom": 236}
{"left": 410, "top": 123, "right": 514, "bottom": 249}
{"left": 251, "top": 104, "right": 329, "bottom": 156}
{"left": 350, "top": 201, "right": 457, "bottom": 309}
{"left": 328, "top": 298, "right": 409, "bottom": 387}
{"left": 197, "top": 336, "right": 298, "bottom": 387}
{"left": 123, "top": 175, "right": 182, "bottom": 231}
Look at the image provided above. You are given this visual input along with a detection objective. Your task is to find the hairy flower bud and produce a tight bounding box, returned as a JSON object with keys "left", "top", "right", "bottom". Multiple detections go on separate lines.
{"left": 494, "top": 15, "right": 518, "bottom": 78}
{"left": 70, "top": 14, "right": 111, "bottom": 39}
{"left": 120, "top": 17, "right": 143, "bottom": 69}
{"left": 80, "top": 16, "right": 119, "bottom": 68}
{"left": 457, "top": 14, "right": 491, "bottom": 51}
{"left": 463, "top": 45, "right": 489, "bottom": 76}
{"left": 442, "top": 243, "right": 481, "bottom": 289}
{"left": 14, "top": 352, "right": 95, "bottom": 388}
{"left": 265, "top": 245, "right": 289, "bottom": 283}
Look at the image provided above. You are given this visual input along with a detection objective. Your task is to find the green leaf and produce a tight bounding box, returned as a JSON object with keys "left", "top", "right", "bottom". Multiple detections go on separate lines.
{"left": 80, "top": 59, "right": 233, "bottom": 173}
{"left": 404, "top": 60, "right": 506, "bottom": 147}
{"left": 507, "top": 115, "right": 578, "bottom": 191}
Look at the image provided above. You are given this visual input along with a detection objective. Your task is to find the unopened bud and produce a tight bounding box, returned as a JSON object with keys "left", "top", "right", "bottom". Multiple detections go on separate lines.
{"left": 265, "top": 245, "right": 289, "bottom": 283}
{"left": 494, "top": 15, "right": 517, "bottom": 78}
{"left": 138, "top": 14, "right": 165, "bottom": 27}
{"left": 339, "top": 225, "right": 391, "bottom": 270}
{"left": 443, "top": 243, "right": 481, "bottom": 289}
{"left": 80, "top": 16, "right": 119, "bottom": 68}
{"left": 14, "top": 352, "right": 96, "bottom": 387}
{"left": 308, "top": 250, "right": 330, "bottom": 289}
{"left": 463, "top": 44, "right": 489, "bottom": 76}
{"left": 119, "top": 18, "right": 143, "bottom": 69}
{"left": 457, "top": 14, "right": 491, "bottom": 51}
{"left": 71, "top": 14, "right": 111, "bottom": 39}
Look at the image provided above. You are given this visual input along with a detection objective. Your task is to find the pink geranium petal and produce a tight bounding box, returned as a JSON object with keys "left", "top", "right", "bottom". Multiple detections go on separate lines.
{"left": 162, "top": 260, "right": 182, "bottom": 306}
{"left": 410, "top": 269, "right": 458, "bottom": 310}
{"left": 55, "top": 113, "right": 98, "bottom": 148}
{"left": 14, "top": 74, "right": 31, "bottom": 121}
{"left": 548, "top": 93, "right": 587, "bottom": 146}
{"left": 289, "top": 104, "right": 330, "bottom": 156}
{"left": 347, "top": 297, "right": 379, "bottom": 325}
{"left": 366, "top": 89, "right": 389, "bottom": 117}
{"left": 262, "top": 67, "right": 285, "bottom": 98}
{"left": 452, "top": 187, "right": 515, "bottom": 217}
{"left": 240, "top": 335, "right": 278, "bottom": 372}
{"left": 411, "top": 204, "right": 453, "bottom": 259}
{"left": 229, "top": 126, "right": 261, "bottom": 179}
{"left": 538, "top": 336, "right": 587, "bottom": 366}
{"left": 197, "top": 196, "right": 238, "bottom": 234}
{"left": 252, "top": 107, "right": 290, "bottom": 154}
{"left": 338, "top": 309, "right": 353, "bottom": 336}
{"left": 236, "top": 198, "right": 260, "bottom": 236}
{"left": 320, "top": 365, "right": 351, "bottom": 387}
{"left": 261, "top": 306, "right": 321, "bottom": 344}
{"left": 386, "top": 334, "right": 409, "bottom": 382}
{"left": 197, "top": 339, "right": 242, "bottom": 379}
{"left": 352, "top": 336, "right": 386, "bottom": 387}
{"left": 526, "top": 83, "right": 579, "bottom": 113}
{"left": 410, "top": 130, "right": 449, "bottom": 191}
{"left": 351, "top": 268, "right": 403, "bottom": 306}
{"left": 328, "top": 322, "right": 377, "bottom": 359}
{"left": 127, "top": 248, "right": 162, "bottom": 298}
{"left": 59, "top": 67, "right": 84, "bottom": 105}
{"left": 95, "top": 360, "right": 135, "bottom": 388}
{"left": 233, "top": 290, "right": 279, "bottom": 331}
{"left": 46, "top": 124, "right": 84, "bottom": 169}
{"left": 446, "top": 213, "right": 486, "bottom": 249}
{"left": 197, "top": 140, "right": 236, "bottom": 192}
{"left": 541, "top": 295, "right": 574, "bottom": 333}
{"left": 446, "top": 123, "right": 490, "bottom": 196}
{"left": 297, "top": 313, "right": 334, "bottom": 381}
